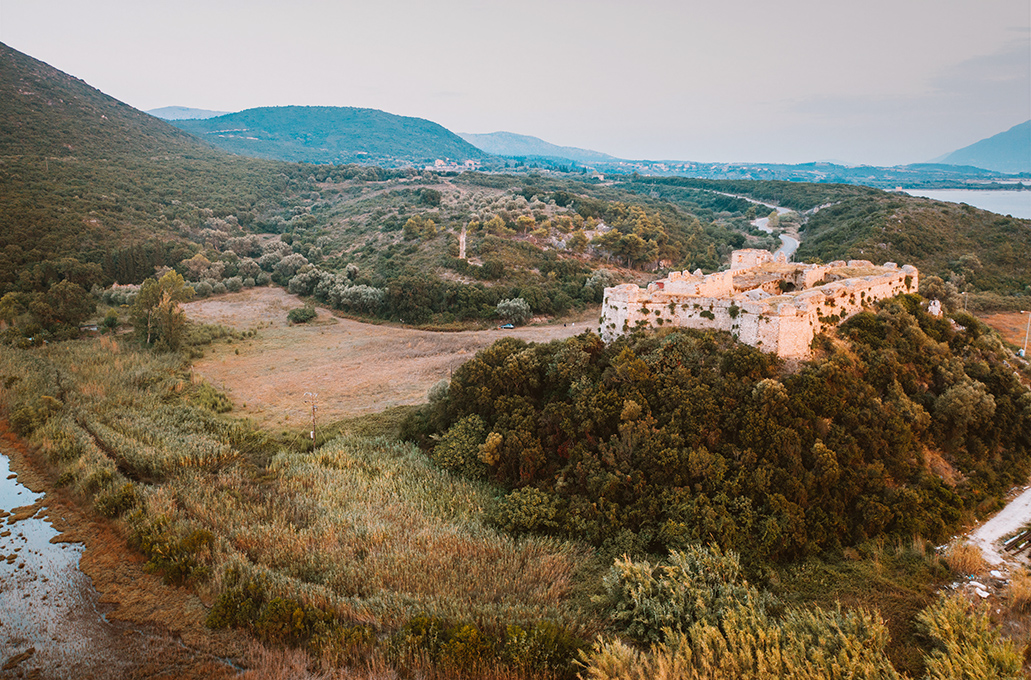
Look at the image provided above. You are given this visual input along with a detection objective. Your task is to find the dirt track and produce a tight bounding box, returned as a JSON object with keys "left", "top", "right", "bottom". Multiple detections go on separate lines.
{"left": 184, "top": 287, "right": 598, "bottom": 428}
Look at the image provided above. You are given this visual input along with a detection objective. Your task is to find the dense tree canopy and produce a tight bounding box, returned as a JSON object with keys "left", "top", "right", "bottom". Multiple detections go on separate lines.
{"left": 406, "top": 295, "right": 1031, "bottom": 562}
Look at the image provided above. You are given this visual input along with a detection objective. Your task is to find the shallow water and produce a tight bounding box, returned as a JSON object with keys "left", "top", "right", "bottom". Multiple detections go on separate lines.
{"left": 0, "top": 448, "right": 146, "bottom": 678}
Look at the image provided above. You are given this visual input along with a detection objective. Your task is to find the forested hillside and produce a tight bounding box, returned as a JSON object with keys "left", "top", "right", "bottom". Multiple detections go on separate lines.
{"left": 271, "top": 172, "right": 773, "bottom": 327}
{"left": 408, "top": 297, "right": 1031, "bottom": 562}
{"left": 629, "top": 177, "right": 1031, "bottom": 303}
{"left": 796, "top": 196, "right": 1031, "bottom": 299}
{"left": 0, "top": 41, "right": 320, "bottom": 294}
{"left": 172, "top": 106, "right": 492, "bottom": 166}
{"left": 2, "top": 42, "right": 783, "bottom": 340}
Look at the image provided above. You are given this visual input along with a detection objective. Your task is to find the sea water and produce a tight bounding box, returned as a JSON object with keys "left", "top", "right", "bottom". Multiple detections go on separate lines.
{"left": 903, "top": 189, "right": 1031, "bottom": 220}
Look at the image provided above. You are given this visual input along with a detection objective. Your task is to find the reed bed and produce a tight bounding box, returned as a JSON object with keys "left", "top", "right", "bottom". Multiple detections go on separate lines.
{"left": 0, "top": 338, "right": 594, "bottom": 675}
{"left": 942, "top": 541, "right": 988, "bottom": 576}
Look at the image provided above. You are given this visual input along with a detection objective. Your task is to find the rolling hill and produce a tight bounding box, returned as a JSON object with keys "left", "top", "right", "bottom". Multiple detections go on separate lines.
{"left": 0, "top": 42, "right": 213, "bottom": 159}
{"left": 2, "top": 37, "right": 1028, "bottom": 319}
{"left": 171, "top": 106, "right": 493, "bottom": 166}
{"left": 936, "top": 120, "right": 1031, "bottom": 174}
{"left": 0, "top": 41, "right": 318, "bottom": 294}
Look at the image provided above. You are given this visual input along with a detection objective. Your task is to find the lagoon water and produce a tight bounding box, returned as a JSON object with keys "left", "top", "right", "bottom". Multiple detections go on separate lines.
{"left": 903, "top": 189, "right": 1031, "bottom": 220}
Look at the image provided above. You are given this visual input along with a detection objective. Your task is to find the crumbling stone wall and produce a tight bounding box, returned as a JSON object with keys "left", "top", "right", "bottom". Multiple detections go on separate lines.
{"left": 600, "top": 251, "right": 918, "bottom": 358}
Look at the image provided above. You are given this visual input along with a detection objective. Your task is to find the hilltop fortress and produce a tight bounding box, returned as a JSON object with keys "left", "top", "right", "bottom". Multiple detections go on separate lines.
{"left": 600, "top": 249, "right": 918, "bottom": 358}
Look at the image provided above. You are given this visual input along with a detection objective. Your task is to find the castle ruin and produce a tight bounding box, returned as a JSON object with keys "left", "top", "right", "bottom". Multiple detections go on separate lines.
{"left": 599, "top": 249, "right": 918, "bottom": 358}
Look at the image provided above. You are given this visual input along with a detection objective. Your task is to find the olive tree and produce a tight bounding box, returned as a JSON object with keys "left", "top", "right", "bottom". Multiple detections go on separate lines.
{"left": 497, "top": 297, "right": 532, "bottom": 325}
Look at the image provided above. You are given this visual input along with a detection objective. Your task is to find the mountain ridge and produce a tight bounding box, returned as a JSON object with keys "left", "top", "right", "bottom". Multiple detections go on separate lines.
{"left": 0, "top": 41, "right": 218, "bottom": 159}
{"left": 0, "top": 41, "right": 315, "bottom": 294}
{"left": 935, "top": 120, "right": 1031, "bottom": 174}
{"left": 170, "top": 106, "right": 492, "bottom": 166}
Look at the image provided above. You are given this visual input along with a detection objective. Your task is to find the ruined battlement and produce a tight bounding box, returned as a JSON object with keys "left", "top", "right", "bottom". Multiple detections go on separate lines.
{"left": 600, "top": 250, "right": 917, "bottom": 358}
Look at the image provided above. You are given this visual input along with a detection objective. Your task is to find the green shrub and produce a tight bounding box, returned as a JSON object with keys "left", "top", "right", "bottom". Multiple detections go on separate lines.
{"left": 38, "top": 420, "right": 84, "bottom": 462}
{"left": 439, "top": 624, "right": 494, "bottom": 670}
{"left": 391, "top": 614, "right": 450, "bottom": 659}
{"left": 82, "top": 467, "right": 115, "bottom": 495}
{"left": 185, "top": 323, "right": 238, "bottom": 346}
{"left": 496, "top": 297, "right": 532, "bottom": 324}
{"left": 431, "top": 414, "right": 487, "bottom": 478}
{"left": 502, "top": 621, "right": 584, "bottom": 675}
{"left": 390, "top": 614, "right": 582, "bottom": 677}
{"left": 287, "top": 305, "right": 317, "bottom": 324}
{"left": 94, "top": 482, "right": 139, "bottom": 517}
{"left": 102, "top": 309, "right": 119, "bottom": 333}
{"left": 192, "top": 382, "right": 233, "bottom": 413}
{"left": 131, "top": 516, "right": 214, "bottom": 585}
{"left": 584, "top": 547, "right": 904, "bottom": 679}
{"left": 598, "top": 545, "right": 766, "bottom": 644}
{"left": 207, "top": 567, "right": 371, "bottom": 650}
{"left": 580, "top": 603, "right": 902, "bottom": 680}
{"left": 309, "top": 624, "right": 375, "bottom": 668}
{"left": 391, "top": 616, "right": 495, "bottom": 671}
{"left": 10, "top": 395, "right": 63, "bottom": 435}
{"left": 490, "top": 487, "right": 562, "bottom": 535}
{"left": 206, "top": 569, "right": 269, "bottom": 630}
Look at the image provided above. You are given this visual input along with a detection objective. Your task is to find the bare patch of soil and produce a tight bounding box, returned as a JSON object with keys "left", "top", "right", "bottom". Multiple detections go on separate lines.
{"left": 184, "top": 287, "right": 600, "bottom": 428}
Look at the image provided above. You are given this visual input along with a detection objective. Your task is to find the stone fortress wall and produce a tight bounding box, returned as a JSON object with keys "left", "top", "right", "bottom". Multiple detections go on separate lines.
{"left": 600, "top": 249, "right": 918, "bottom": 358}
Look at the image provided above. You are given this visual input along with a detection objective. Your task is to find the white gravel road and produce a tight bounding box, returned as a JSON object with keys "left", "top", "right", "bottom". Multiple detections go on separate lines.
{"left": 969, "top": 485, "right": 1031, "bottom": 566}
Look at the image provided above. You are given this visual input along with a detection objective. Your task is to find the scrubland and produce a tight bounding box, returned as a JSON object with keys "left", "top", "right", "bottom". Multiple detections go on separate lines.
{"left": 2, "top": 296, "right": 1031, "bottom": 677}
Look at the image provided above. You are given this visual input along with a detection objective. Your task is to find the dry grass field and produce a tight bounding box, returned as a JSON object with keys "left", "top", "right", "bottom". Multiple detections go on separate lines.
{"left": 980, "top": 311, "right": 1031, "bottom": 350}
{"left": 184, "top": 287, "right": 599, "bottom": 428}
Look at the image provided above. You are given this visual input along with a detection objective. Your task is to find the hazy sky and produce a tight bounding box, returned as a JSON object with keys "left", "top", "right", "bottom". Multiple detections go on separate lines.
{"left": 2, "top": 0, "right": 1028, "bottom": 165}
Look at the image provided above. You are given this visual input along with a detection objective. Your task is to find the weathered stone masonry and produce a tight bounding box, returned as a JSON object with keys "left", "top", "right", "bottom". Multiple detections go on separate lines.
{"left": 600, "top": 249, "right": 918, "bottom": 358}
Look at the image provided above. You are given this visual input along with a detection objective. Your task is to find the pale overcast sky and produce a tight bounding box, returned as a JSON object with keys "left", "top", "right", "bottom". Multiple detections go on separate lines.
{"left": 1, "top": 0, "right": 1028, "bottom": 165}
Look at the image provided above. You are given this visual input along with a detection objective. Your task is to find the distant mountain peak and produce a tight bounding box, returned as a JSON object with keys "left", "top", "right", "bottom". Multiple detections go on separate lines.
{"left": 148, "top": 106, "right": 231, "bottom": 120}
{"left": 935, "top": 120, "right": 1030, "bottom": 174}
{"left": 459, "top": 131, "right": 618, "bottom": 164}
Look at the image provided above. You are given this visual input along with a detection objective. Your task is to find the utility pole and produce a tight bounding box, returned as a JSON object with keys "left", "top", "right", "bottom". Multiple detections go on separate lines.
{"left": 303, "top": 391, "right": 318, "bottom": 445}
{"left": 1020, "top": 311, "right": 1030, "bottom": 358}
